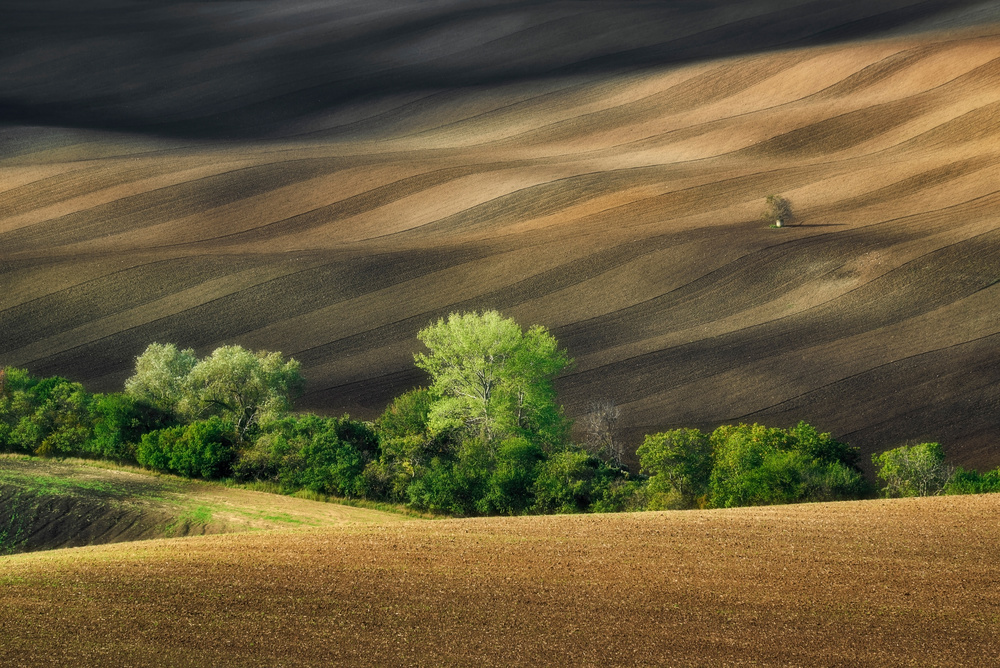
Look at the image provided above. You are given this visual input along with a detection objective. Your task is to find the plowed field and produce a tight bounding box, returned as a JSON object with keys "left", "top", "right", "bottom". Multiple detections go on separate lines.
{"left": 2, "top": 495, "right": 998, "bottom": 666}
{"left": 2, "top": 1, "right": 1000, "bottom": 469}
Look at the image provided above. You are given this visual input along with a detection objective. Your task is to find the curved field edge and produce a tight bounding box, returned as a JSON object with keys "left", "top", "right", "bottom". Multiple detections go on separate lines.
{"left": 1, "top": 494, "right": 998, "bottom": 666}
{"left": 0, "top": 456, "right": 407, "bottom": 554}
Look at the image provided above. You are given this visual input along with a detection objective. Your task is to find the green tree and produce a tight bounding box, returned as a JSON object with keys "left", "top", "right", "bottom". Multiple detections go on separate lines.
{"left": 124, "top": 343, "right": 197, "bottom": 414}
{"left": 873, "top": 442, "right": 951, "bottom": 497}
{"left": 182, "top": 346, "right": 303, "bottom": 442}
{"left": 637, "top": 428, "right": 712, "bottom": 509}
{"left": 762, "top": 194, "right": 794, "bottom": 227}
{"left": 414, "top": 310, "right": 571, "bottom": 449}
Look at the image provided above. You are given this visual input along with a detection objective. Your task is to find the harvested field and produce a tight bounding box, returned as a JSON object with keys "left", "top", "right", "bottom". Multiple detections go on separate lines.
{"left": 1, "top": 495, "right": 998, "bottom": 666}
{"left": 0, "top": 456, "right": 404, "bottom": 555}
{"left": 2, "top": 1, "right": 1000, "bottom": 471}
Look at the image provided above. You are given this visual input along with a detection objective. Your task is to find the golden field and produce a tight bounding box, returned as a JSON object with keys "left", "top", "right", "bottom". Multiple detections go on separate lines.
{"left": 2, "top": 494, "right": 998, "bottom": 666}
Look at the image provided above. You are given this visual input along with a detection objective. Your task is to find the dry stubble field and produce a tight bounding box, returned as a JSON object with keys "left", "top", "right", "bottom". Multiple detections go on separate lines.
{"left": 1, "top": 494, "right": 998, "bottom": 666}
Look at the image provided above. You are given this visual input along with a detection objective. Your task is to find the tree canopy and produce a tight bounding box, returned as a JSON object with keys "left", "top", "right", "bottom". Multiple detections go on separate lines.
{"left": 414, "top": 310, "right": 571, "bottom": 449}
{"left": 125, "top": 344, "right": 303, "bottom": 442}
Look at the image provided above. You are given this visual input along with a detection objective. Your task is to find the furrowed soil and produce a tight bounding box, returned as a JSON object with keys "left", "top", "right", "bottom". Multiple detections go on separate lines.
{"left": 0, "top": 456, "right": 405, "bottom": 555}
{"left": 1, "top": 495, "right": 997, "bottom": 666}
{"left": 3, "top": 3, "right": 1000, "bottom": 470}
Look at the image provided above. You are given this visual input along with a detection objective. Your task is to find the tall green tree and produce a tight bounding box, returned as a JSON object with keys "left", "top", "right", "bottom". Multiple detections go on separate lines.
{"left": 414, "top": 311, "right": 571, "bottom": 449}
{"left": 124, "top": 343, "right": 197, "bottom": 413}
{"left": 181, "top": 346, "right": 303, "bottom": 442}
{"left": 637, "top": 428, "right": 712, "bottom": 509}
{"left": 125, "top": 343, "right": 303, "bottom": 443}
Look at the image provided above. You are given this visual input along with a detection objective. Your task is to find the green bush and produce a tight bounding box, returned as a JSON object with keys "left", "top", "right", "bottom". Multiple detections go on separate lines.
{"left": 943, "top": 467, "right": 1000, "bottom": 495}
{"left": 532, "top": 450, "right": 613, "bottom": 514}
{"left": 478, "top": 437, "right": 545, "bottom": 515}
{"left": 137, "top": 418, "right": 234, "bottom": 478}
{"left": 873, "top": 443, "right": 950, "bottom": 497}
{"left": 709, "top": 423, "right": 867, "bottom": 508}
{"left": 86, "top": 393, "right": 174, "bottom": 462}
{"left": 295, "top": 429, "right": 366, "bottom": 498}
{"left": 590, "top": 478, "right": 649, "bottom": 513}
{"left": 136, "top": 426, "right": 185, "bottom": 472}
{"left": 406, "top": 455, "right": 484, "bottom": 516}
{"left": 637, "top": 428, "right": 712, "bottom": 509}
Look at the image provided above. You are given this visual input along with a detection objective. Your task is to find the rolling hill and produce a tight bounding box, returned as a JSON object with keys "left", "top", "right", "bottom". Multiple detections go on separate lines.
{"left": 0, "top": 456, "right": 404, "bottom": 555}
{"left": 2, "top": 494, "right": 998, "bottom": 665}
{"left": 2, "top": 1, "right": 1000, "bottom": 471}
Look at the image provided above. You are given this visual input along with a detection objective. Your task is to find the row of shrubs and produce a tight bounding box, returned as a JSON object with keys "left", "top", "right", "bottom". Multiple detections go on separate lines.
{"left": 1, "top": 366, "right": 996, "bottom": 515}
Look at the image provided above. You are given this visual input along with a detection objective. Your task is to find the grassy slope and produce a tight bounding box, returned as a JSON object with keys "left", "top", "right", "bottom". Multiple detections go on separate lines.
{"left": 2, "top": 3, "right": 1000, "bottom": 472}
{"left": 0, "top": 456, "right": 406, "bottom": 555}
{"left": 1, "top": 495, "right": 998, "bottom": 666}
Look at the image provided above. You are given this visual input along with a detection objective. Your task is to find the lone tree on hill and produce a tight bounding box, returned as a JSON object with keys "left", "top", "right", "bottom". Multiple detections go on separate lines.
{"left": 415, "top": 310, "right": 571, "bottom": 450}
{"left": 762, "top": 194, "right": 794, "bottom": 227}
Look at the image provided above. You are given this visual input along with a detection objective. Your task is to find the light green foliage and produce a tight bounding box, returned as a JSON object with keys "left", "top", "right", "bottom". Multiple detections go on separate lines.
{"left": 873, "top": 442, "right": 951, "bottom": 497}
{"left": 125, "top": 344, "right": 303, "bottom": 443}
{"left": 637, "top": 428, "right": 712, "bottom": 508}
{"left": 414, "top": 311, "right": 571, "bottom": 449}
{"left": 182, "top": 346, "right": 303, "bottom": 442}
{"left": 124, "top": 343, "right": 197, "bottom": 413}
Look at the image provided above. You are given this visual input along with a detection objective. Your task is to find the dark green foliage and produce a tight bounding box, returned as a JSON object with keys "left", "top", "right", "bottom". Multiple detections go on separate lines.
{"left": 589, "top": 478, "right": 649, "bottom": 513}
{"left": 377, "top": 388, "right": 434, "bottom": 443}
{"left": 788, "top": 421, "right": 861, "bottom": 471}
{"left": 136, "top": 418, "right": 235, "bottom": 479}
{"left": 406, "top": 451, "right": 486, "bottom": 517}
{"left": 232, "top": 414, "right": 371, "bottom": 498}
{"left": 0, "top": 369, "right": 93, "bottom": 457}
{"left": 136, "top": 426, "right": 185, "bottom": 473}
{"left": 531, "top": 450, "right": 615, "bottom": 514}
{"left": 943, "top": 467, "right": 1000, "bottom": 495}
{"left": 86, "top": 393, "right": 175, "bottom": 462}
{"left": 366, "top": 388, "right": 452, "bottom": 503}
{"left": 294, "top": 428, "right": 365, "bottom": 498}
{"left": 637, "top": 428, "right": 712, "bottom": 509}
{"left": 479, "top": 437, "right": 545, "bottom": 515}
